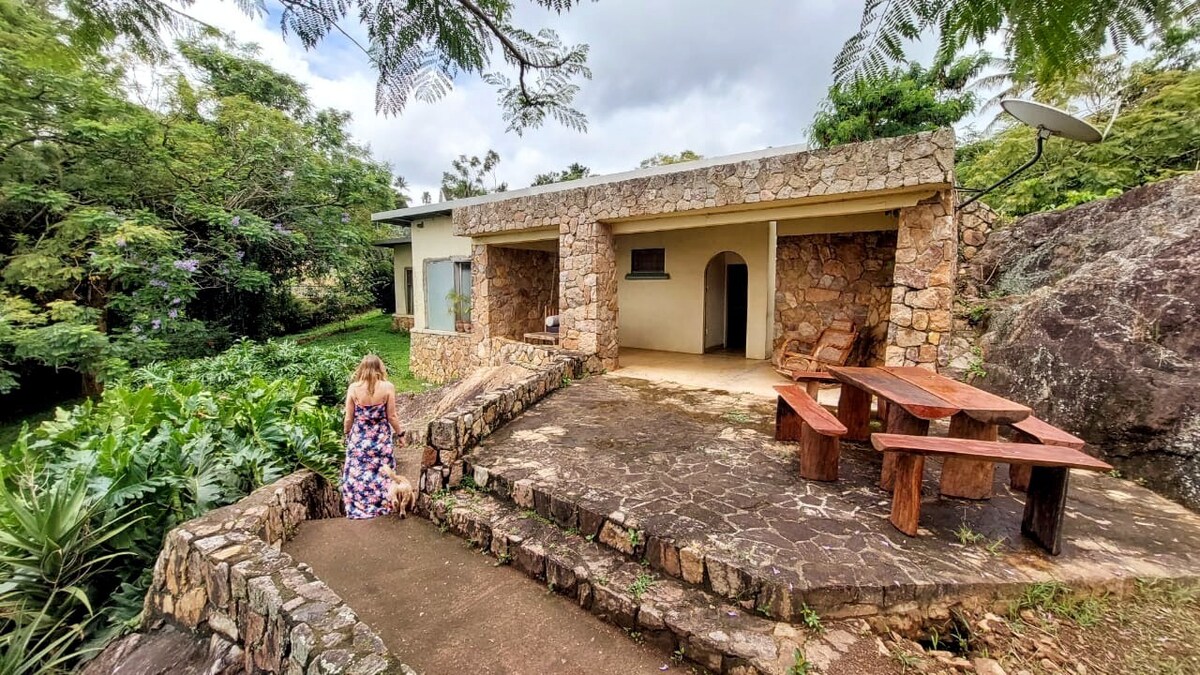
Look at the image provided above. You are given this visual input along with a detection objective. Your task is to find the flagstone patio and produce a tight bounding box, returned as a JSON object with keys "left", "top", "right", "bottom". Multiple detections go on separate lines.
{"left": 463, "top": 376, "right": 1200, "bottom": 619}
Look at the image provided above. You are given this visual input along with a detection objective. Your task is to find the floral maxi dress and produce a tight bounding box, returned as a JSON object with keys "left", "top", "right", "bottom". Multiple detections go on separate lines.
{"left": 341, "top": 402, "right": 393, "bottom": 519}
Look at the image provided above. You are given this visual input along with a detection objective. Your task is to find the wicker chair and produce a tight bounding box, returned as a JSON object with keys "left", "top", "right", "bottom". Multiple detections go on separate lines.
{"left": 774, "top": 320, "right": 859, "bottom": 377}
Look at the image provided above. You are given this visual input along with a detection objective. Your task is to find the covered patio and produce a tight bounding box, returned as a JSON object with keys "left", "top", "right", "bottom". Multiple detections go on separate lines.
{"left": 615, "top": 348, "right": 842, "bottom": 403}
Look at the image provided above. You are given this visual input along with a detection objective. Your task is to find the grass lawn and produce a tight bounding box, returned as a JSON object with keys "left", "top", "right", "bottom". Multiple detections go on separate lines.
{"left": 294, "top": 311, "right": 427, "bottom": 393}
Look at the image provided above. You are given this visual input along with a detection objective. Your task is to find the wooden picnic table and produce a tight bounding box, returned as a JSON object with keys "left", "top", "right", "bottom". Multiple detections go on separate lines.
{"left": 826, "top": 365, "right": 1033, "bottom": 499}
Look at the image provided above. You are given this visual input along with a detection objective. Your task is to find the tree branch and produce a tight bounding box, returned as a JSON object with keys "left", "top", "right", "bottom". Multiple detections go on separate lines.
{"left": 277, "top": 0, "right": 371, "bottom": 57}
{"left": 452, "top": 0, "right": 570, "bottom": 105}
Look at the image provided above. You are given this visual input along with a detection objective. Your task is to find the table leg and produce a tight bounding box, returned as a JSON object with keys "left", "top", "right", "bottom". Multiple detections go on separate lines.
{"left": 940, "top": 414, "right": 998, "bottom": 499}
{"left": 804, "top": 381, "right": 820, "bottom": 399}
{"left": 1021, "top": 466, "right": 1070, "bottom": 555}
{"left": 836, "top": 384, "right": 872, "bottom": 442}
{"left": 890, "top": 453, "right": 925, "bottom": 536}
{"left": 1008, "top": 429, "right": 1037, "bottom": 492}
{"left": 880, "top": 405, "right": 930, "bottom": 491}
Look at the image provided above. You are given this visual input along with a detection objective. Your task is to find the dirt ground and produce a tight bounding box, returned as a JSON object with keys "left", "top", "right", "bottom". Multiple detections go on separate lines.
{"left": 284, "top": 516, "right": 678, "bottom": 675}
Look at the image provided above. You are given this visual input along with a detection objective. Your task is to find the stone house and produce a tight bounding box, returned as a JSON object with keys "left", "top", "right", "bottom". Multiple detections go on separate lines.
{"left": 374, "top": 129, "right": 958, "bottom": 384}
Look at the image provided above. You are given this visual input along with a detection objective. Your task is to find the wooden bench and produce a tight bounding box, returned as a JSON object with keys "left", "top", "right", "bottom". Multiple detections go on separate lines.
{"left": 774, "top": 385, "right": 848, "bottom": 481}
{"left": 774, "top": 369, "right": 837, "bottom": 398}
{"left": 870, "top": 433, "right": 1113, "bottom": 554}
{"left": 1006, "top": 416, "right": 1087, "bottom": 492}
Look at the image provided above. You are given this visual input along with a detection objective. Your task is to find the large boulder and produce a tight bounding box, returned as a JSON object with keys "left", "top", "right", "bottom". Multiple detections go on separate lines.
{"left": 973, "top": 174, "right": 1199, "bottom": 509}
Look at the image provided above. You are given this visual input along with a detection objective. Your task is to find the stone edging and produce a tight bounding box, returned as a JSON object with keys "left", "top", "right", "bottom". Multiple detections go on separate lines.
{"left": 143, "top": 470, "right": 411, "bottom": 675}
{"left": 418, "top": 352, "right": 586, "bottom": 494}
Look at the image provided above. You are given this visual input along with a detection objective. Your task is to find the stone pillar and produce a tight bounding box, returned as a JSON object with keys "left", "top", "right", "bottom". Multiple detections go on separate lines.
{"left": 559, "top": 218, "right": 618, "bottom": 371}
{"left": 885, "top": 190, "right": 956, "bottom": 369}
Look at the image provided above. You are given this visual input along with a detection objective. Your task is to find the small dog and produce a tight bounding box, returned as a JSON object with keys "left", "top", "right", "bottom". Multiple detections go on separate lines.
{"left": 380, "top": 465, "right": 416, "bottom": 518}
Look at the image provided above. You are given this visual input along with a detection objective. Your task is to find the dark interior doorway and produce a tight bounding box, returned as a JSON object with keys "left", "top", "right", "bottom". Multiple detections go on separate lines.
{"left": 725, "top": 263, "right": 748, "bottom": 351}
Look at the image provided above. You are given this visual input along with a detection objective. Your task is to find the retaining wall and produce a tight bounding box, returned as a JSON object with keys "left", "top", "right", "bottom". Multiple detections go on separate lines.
{"left": 418, "top": 351, "right": 586, "bottom": 494}
{"left": 143, "top": 471, "right": 410, "bottom": 675}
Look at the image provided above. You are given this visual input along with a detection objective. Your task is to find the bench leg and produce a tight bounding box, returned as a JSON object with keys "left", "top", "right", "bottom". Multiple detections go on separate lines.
{"left": 1009, "top": 465, "right": 1032, "bottom": 492}
{"left": 880, "top": 405, "right": 930, "bottom": 491}
{"left": 889, "top": 453, "right": 925, "bottom": 536}
{"left": 1021, "top": 466, "right": 1070, "bottom": 555}
{"left": 799, "top": 425, "right": 840, "bottom": 481}
{"left": 775, "top": 397, "right": 804, "bottom": 442}
{"left": 940, "top": 413, "right": 998, "bottom": 499}
{"left": 836, "top": 384, "right": 872, "bottom": 442}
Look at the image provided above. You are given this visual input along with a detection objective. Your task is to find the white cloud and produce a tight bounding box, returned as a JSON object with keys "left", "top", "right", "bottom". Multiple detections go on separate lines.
{"left": 172, "top": 0, "right": 982, "bottom": 202}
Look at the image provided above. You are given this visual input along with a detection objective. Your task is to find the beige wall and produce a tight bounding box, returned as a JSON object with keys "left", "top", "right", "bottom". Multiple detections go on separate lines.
{"left": 615, "top": 222, "right": 772, "bottom": 359}
{"left": 392, "top": 244, "right": 413, "bottom": 316}
{"left": 410, "top": 216, "right": 472, "bottom": 331}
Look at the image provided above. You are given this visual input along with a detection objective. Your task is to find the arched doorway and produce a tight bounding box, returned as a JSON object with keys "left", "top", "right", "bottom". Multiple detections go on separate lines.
{"left": 703, "top": 251, "right": 748, "bottom": 353}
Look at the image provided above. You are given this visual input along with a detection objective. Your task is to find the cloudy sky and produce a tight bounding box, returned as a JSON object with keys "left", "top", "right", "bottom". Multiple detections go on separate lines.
{"left": 183, "top": 0, "right": 954, "bottom": 202}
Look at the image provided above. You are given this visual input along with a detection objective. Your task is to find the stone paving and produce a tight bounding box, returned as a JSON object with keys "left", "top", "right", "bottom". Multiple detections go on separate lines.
{"left": 464, "top": 376, "right": 1200, "bottom": 619}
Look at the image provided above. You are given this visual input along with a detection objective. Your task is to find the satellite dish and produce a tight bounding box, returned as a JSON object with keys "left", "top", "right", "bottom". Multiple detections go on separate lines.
{"left": 999, "top": 99, "right": 1103, "bottom": 143}
{"left": 959, "top": 99, "right": 1104, "bottom": 207}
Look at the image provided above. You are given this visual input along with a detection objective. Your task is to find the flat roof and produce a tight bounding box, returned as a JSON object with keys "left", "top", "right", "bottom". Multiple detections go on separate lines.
{"left": 372, "top": 141, "right": 811, "bottom": 223}
{"left": 372, "top": 235, "right": 411, "bottom": 247}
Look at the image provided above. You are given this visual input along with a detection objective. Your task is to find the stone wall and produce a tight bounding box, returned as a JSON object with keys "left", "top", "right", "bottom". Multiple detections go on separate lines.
{"left": 419, "top": 355, "right": 586, "bottom": 495}
{"left": 409, "top": 329, "right": 474, "bottom": 384}
{"left": 774, "top": 231, "right": 896, "bottom": 365}
{"left": 956, "top": 202, "right": 999, "bottom": 300}
{"left": 473, "top": 245, "right": 558, "bottom": 343}
{"left": 451, "top": 130, "right": 955, "bottom": 372}
{"left": 143, "top": 471, "right": 407, "bottom": 675}
{"left": 885, "top": 191, "right": 958, "bottom": 368}
{"left": 390, "top": 314, "right": 414, "bottom": 332}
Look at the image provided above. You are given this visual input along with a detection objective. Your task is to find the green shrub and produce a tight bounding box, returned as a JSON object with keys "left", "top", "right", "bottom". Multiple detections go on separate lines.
{"left": 128, "top": 339, "right": 363, "bottom": 405}
{"left": 0, "top": 376, "right": 342, "bottom": 671}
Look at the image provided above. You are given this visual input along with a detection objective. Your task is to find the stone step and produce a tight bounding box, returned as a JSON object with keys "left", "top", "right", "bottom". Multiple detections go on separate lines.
{"left": 418, "top": 487, "right": 825, "bottom": 675}
{"left": 457, "top": 457, "right": 859, "bottom": 624}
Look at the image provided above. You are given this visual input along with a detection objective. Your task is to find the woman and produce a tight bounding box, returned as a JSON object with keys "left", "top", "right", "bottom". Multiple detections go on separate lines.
{"left": 341, "top": 354, "right": 405, "bottom": 519}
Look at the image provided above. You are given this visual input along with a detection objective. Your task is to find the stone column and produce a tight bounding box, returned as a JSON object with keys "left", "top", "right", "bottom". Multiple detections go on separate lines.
{"left": 559, "top": 218, "right": 619, "bottom": 371}
{"left": 885, "top": 190, "right": 956, "bottom": 369}
{"left": 469, "top": 243, "right": 493, "bottom": 363}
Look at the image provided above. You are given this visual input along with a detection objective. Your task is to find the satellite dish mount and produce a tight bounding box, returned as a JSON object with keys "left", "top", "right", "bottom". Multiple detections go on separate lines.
{"left": 958, "top": 99, "right": 1102, "bottom": 208}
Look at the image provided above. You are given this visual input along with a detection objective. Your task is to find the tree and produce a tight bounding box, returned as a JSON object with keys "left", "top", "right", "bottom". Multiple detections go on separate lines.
{"left": 835, "top": 0, "right": 1195, "bottom": 90}
{"left": 957, "top": 64, "right": 1200, "bottom": 216}
{"left": 392, "top": 175, "right": 411, "bottom": 208}
{"left": 421, "top": 191, "right": 432, "bottom": 205}
{"left": 638, "top": 150, "right": 703, "bottom": 168}
{"left": 56, "top": 0, "right": 592, "bottom": 134}
{"left": 809, "top": 54, "right": 988, "bottom": 147}
{"left": 440, "top": 150, "right": 507, "bottom": 200}
{"left": 531, "top": 162, "right": 592, "bottom": 185}
{"left": 0, "top": 3, "right": 395, "bottom": 394}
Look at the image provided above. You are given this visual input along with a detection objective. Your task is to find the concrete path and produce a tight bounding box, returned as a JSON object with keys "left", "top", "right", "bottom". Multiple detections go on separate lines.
{"left": 285, "top": 516, "right": 676, "bottom": 675}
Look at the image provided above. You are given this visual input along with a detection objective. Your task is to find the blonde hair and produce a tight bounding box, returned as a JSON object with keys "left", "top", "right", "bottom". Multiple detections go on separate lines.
{"left": 352, "top": 354, "right": 389, "bottom": 397}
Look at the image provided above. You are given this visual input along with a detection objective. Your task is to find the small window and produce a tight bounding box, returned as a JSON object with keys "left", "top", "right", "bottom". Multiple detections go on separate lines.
{"left": 452, "top": 261, "right": 472, "bottom": 323}
{"left": 628, "top": 248, "right": 669, "bottom": 279}
{"left": 403, "top": 268, "right": 414, "bottom": 315}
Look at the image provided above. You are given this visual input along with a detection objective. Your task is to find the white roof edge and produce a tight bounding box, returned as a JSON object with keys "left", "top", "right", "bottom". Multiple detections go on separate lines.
{"left": 372, "top": 141, "right": 812, "bottom": 223}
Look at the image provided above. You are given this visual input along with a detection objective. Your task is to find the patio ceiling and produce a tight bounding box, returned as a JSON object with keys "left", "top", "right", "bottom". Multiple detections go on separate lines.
{"left": 606, "top": 187, "right": 936, "bottom": 235}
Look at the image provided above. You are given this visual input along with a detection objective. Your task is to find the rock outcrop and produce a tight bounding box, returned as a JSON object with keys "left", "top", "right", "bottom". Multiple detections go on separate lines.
{"left": 971, "top": 174, "right": 1199, "bottom": 508}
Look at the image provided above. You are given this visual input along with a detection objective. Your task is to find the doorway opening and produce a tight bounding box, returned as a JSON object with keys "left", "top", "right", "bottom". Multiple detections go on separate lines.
{"left": 703, "top": 251, "right": 748, "bottom": 354}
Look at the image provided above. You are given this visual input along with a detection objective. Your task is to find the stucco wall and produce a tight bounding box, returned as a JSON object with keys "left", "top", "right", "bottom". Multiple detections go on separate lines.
{"left": 615, "top": 222, "right": 772, "bottom": 359}
{"left": 410, "top": 216, "right": 472, "bottom": 331}
{"left": 392, "top": 243, "right": 413, "bottom": 316}
{"left": 774, "top": 230, "right": 897, "bottom": 366}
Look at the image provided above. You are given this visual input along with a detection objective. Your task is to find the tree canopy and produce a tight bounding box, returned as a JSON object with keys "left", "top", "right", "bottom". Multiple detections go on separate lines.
{"left": 56, "top": 0, "right": 593, "bottom": 134}
{"left": 440, "top": 150, "right": 508, "bottom": 200}
{"left": 531, "top": 162, "right": 592, "bottom": 185}
{"left": 0, "top": 2, "right": 396, "bottom": 395}
{"left": 809, "top": 54, "right": 988, "bottom": 147}
{"left": 834, "top": 0, "right": 1196, "bottom": 90}
{"left": 638, "top": 150, "right": 703, "bottom": 168}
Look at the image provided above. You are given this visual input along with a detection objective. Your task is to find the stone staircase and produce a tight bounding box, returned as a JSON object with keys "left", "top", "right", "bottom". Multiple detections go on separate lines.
{"left": 457, "top": 456, "right": 892, "bottom": 624}
{"left": 418, "top": 487, "right": 837, "bottom": 675}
